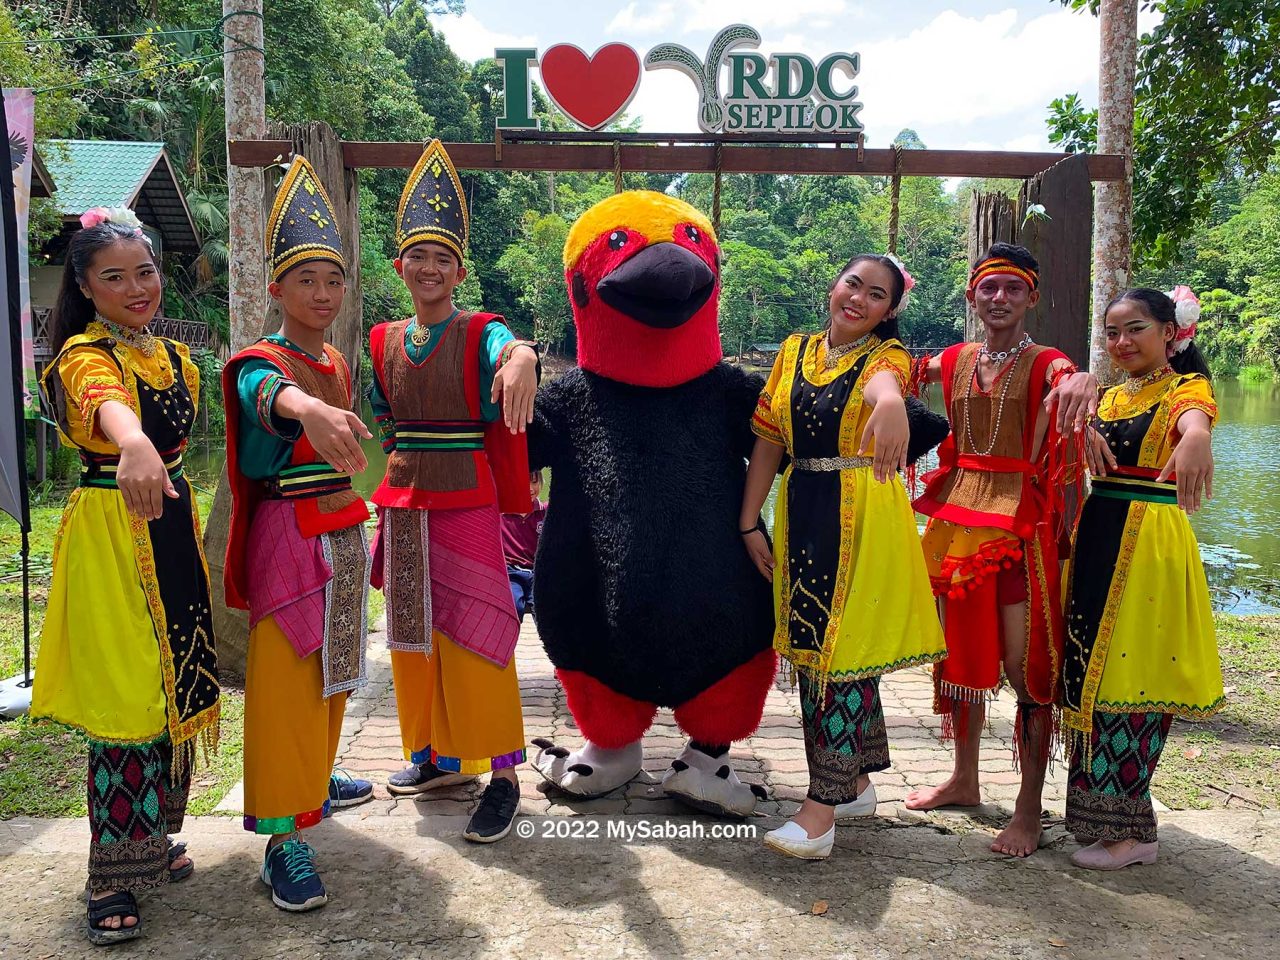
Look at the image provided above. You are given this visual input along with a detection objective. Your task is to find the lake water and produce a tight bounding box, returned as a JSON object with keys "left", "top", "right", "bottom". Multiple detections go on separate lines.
{"left": 185, "top": 376, "right": 1280, "bottom": 614}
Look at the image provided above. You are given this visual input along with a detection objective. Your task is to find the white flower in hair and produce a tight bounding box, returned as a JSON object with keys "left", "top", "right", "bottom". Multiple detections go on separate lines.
{"left": 883, "top": 252, "right": 915, "bottom": 313}
{"left": 1167, "top": 285, "right": 1200, "bottom": 354}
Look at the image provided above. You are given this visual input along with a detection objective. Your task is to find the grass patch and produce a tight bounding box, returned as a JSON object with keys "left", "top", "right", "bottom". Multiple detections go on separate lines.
{"left": 0, "top": 688, "right": 245, "bottom": 819}
{"left": 1239, "top": 363, "right": 1275, "bottom": 383}
{"left": 1154, "top": 615, "right": 1280, "bottom": 811}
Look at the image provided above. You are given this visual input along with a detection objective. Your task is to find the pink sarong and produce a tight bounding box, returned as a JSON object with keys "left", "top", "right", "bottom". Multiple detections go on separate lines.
{"left": 375, "top": 503, "right": 519, "bottom": 668}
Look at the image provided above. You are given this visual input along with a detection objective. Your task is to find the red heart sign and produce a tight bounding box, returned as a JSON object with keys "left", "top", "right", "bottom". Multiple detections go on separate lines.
{"left": 538, "top": 43, "right": 642, "bottom": 132}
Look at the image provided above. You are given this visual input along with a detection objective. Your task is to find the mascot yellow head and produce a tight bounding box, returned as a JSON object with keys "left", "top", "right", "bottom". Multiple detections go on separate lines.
{"left": 563, "top": 191, "right": 722, "bottom": 387}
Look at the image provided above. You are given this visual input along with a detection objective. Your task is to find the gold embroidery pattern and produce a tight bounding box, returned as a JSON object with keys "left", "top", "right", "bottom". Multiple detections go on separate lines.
{"left": 320, "top": 523, "right": 372, "bottom": 696}
{"left": 1062, "top": 501, "right": 1148, "bottom": 742}
{"left": 385, "top": 507, "right": 433, "bottom": 655}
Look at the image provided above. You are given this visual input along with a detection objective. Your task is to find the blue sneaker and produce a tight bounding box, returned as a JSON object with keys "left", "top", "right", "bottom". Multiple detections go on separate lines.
{"left": 326, "top": 768, "right": 374, "bottom": 810}
{"left": 260, "top": 838, "right": 327, "bottom": 912}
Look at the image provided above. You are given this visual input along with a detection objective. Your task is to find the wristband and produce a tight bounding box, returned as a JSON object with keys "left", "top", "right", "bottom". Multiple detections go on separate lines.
{"left": 740, "top": 526, "right": 760, "bottom": 535}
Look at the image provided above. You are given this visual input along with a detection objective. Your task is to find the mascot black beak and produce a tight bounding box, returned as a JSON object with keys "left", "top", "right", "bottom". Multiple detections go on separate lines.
{"left": 596, "top": 242, "right": 715, "bottom": 329}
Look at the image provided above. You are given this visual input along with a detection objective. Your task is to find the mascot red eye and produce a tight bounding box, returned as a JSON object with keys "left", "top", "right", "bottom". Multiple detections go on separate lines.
{"left": 608, "top": 231, "right": 628, "bottom": 250}
{"left": 684, "top": 225, "right": 701, "bottom": 244}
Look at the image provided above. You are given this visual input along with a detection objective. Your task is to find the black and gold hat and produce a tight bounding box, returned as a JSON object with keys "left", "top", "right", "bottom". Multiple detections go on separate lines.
{"left": 396, "top": 139, "right": 468, "bottom": 261}
{"left": 266, "top": 155, "right": 346, "bottom": 283}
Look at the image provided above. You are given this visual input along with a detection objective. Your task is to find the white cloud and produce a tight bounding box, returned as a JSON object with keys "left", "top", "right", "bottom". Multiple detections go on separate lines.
{"left": 681, "top": 0, "right": 858, "bottom": 33}
{"left": 607, "top": 2, "right": 676, "bottom": 34}
{"left": 428, "top": 11, "right": 538, "bottom": 64}
{"left": 854, "top": 8, "right": 1100, "bottom": 150}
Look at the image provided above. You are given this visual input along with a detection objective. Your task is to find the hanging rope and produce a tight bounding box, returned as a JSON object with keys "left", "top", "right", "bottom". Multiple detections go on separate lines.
{"left": 712, "top": 141, "right": 724, "bottom": 237}
{"left": 613, "top": 142, "right": 623, "bottom": 193}
{"left": 887, "top": 145, "right": 903, "bottom": 257}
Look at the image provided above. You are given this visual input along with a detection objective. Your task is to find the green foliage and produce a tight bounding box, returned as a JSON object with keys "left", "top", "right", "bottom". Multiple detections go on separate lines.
{"left": 496, "top": 212, "right": 570, "bottom": 344}
{"left": 1051, "top": 0, "right": 1280, "bottom": 267}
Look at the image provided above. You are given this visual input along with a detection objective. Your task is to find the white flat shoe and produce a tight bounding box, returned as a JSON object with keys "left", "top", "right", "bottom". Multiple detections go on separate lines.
{"left": 834, "top": 782, "right": 878, "bottom": 820}
{"left": 1070, "top": 839, "right": 1158, "bottom": 871}
{"left": 763, "top": 820, "right": 835, "bottom": 860}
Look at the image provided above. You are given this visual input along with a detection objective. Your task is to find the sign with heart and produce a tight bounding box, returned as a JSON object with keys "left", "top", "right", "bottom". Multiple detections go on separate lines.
{"left": 537, "top": 43, "right": 642, "bottom": 132}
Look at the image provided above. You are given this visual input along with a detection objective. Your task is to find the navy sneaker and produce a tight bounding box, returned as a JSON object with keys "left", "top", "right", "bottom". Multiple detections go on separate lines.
{"left": 327, "top": 768, "right": 374, "bottom": 810}
{"left": 463, "top": 777, "right": 520, "bottom": 843}
{"left": 386, "top": 759, "right": 474, "bottom": 796}
{"left": 260, "top": 838, "right": 327, "bottom": 912}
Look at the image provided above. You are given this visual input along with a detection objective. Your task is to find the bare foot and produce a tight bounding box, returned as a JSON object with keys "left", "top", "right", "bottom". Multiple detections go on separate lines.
{"left": 904, "top": 775, "right": 981, "bottom": 811}
{"left": 991, "top": 811, "right": 1042, "bottom": 858}
{"left": 88, "top": 890, "right": 138, "bottom": 930}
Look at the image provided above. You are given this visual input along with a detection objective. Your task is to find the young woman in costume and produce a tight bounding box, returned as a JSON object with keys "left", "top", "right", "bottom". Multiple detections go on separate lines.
{"left": 33, "top": 208, "right": 220, "bottom": 944}
{"left": 1063, "top": 286, "right": 1222, "bottom": 870}
{"left": 741, "top": 254, "right": 947, "bottom": 859}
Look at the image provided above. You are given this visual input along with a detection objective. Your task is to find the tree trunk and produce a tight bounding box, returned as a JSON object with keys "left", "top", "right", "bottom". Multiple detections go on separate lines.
{"left": 1091, "top": 0, "right": 1138, "bottom": 380}
{"left": 208, "top": 0, "right": 267, "bottom": 680}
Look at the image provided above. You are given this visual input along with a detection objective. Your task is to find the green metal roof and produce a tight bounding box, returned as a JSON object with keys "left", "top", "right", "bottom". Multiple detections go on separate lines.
{"left": 41, "top": 140, "right": 200, "bottom": 253}
{"left": 41, "top": 140, "right": 164, "bottom": 214}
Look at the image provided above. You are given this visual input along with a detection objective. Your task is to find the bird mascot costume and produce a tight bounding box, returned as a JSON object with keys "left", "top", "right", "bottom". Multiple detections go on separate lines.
{"left": 528, "top": 191, "right": 775, "bottom": 817}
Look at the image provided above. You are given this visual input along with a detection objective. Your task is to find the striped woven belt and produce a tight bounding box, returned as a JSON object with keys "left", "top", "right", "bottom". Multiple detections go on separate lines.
{"left": 792, "top": 455, "right": 874, "bottom": 472}
{"left": 79, "top": 448, "right": 184, "bottom": 489}
{"left": 264, "top": 462, "right": 353, "bottom": 500}
{"left": 1090, "top": 469, "right": 1177, "bottom": 504}
{"left": 393, "top": 419, "right": 485, "bottom": 452}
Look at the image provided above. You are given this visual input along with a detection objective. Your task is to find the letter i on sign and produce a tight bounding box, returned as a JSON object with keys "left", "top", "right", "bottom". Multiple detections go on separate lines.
{"left": 495, "top": 48, "right": 540, "bottom": 129}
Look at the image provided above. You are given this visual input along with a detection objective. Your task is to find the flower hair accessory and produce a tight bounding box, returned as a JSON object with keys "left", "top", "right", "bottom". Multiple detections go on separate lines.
{"left": 883, "top": 252, "right": 914, "bottom": 312}
{"left": 79, "top": 206, "right": 150, "bottom": 244}
{"left": 1167, "top": 284, "right": 1200, "bottom": 355}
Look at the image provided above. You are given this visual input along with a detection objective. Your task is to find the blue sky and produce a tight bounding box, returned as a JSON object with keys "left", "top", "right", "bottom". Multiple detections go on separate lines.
{"left": 429, "top": 1, "right": 1160, "bottom": 151}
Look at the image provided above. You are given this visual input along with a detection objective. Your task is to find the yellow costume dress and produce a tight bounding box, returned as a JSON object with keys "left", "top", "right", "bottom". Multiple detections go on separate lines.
{"left": 1062, "top": 370, "right": 1223, "bottom": 842}
{"left": 34, "top": 320, "right": 219, "bottom": 892}
{"left": 752, "top": 332, "right": 946, "bottom": 803}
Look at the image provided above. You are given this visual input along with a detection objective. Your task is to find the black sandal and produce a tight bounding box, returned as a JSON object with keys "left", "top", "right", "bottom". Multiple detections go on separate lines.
{"left": 86, "top": 890, "right": 142, "bottom": 945}
{"left": 167, "top": 838, "right": 193, "bottom": 882}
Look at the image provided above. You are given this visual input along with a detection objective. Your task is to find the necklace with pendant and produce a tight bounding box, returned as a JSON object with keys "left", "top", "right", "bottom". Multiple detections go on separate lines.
{"left": 978, "top": 332, "right": 1032, "bottom": 366}
{"left": 823, "top": 331, "right": 872, "bottom": 370}
{"left": 963, "top": 335, "right": 1033, "bottom": 457}
{"left": 410, "top": 308, "right": 460, "bottom": 349}
{"left": 1122, "top": 363, "right": 1174, "bottom": 396}
{"left": 96, "top": 314, "right": 156, "bottom": 358}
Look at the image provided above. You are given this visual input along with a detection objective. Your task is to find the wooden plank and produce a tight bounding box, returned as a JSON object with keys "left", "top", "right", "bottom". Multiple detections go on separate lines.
{"left": 228, "top": 139, "right": 1125, "bottom": 181}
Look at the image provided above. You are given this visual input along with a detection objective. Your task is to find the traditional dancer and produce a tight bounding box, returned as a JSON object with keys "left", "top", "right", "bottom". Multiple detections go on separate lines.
{"left": 370, "top": 140, "right": 538, "bottom": 843}
{"left": 743, "top": 254, "right": 948, "bottom": 859}
{"left": 34, "top": 208, "right": 220, "bottom": 944}
{"left": 1063, "top": 286, "right": 1222, "bottom": 870}
{"left": 222, "top": 156, "right": 376, "bottom": 911}
{"left": 906, "top": 243, "right": 1097, "bottom": 857}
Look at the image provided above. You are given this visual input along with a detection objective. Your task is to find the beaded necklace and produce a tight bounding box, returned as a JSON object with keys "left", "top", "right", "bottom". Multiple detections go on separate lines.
{"left": 96, "top": 314, "right": 156, "bottom": 358}
{"left": 823, "top": 331, "right": 872, "bottom": 370}
{"left": 963, "top": 336, "right": 1033, "bottom": 457}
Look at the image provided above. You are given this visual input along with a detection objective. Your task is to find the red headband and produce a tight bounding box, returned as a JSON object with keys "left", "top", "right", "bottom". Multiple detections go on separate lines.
{"left": 968, "top": 258, "right": 1039, "bottom": 292}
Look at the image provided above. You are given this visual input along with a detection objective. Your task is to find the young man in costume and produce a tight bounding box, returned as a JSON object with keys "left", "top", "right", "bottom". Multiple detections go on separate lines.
{"left": 907, "top": 243, "right": 1097, "bottom": 858}
{"left": 370, "top": 139, "right": 538, "bottom": 843}
{"left": 222, "top": 155, "right": 376, "bottom": 911}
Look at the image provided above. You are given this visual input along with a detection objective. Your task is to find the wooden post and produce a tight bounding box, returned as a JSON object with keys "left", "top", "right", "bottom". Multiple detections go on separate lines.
{"left": 1018, "top": 155, "right": 1094, "bottom": 368}
{"left": 207, "top": 0, "right": 267, "bottom": 680}
{"left": 1091, "top": 0, "right": 1138, "bottom": 379}
{"left": 966, "top": 191, "right": 1015, "bottom": 343}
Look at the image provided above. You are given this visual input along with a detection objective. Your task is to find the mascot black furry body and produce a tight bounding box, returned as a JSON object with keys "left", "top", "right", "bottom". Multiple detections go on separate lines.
{"left": 529, "top": 191, "right": 775, "bottom": 816}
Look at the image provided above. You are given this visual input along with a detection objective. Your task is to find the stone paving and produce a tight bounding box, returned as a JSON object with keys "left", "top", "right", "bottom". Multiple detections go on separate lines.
{"left": 321, "top": 620, "right": 1066, "bottom": 826}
